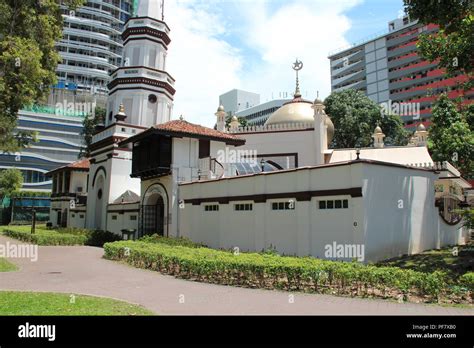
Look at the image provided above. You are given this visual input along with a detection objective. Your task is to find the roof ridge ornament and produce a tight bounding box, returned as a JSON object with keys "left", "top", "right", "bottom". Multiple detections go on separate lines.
{"left": 292, "top": 58, "right": 303, "bottom": 99}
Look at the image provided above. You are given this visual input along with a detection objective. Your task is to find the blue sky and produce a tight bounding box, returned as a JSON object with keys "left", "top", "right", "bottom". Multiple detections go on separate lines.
{"left": 164, "top": 0, "right": 406, "bottom": 126}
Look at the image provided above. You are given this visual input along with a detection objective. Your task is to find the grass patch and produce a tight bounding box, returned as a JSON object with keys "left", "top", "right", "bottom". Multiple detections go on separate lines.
{"left": 0, "top": 258, "right": 17, "bottom": 272}
{"left": 0, "top": 226, "right": 121, "bottom": 247}
{"left": 0, "top": 291, "right": 154, "bottom": 315}
{"left": 103, "top": 238, "right": 473, "bottom": 305}
{"left": 376, "top": 245, "right": 474, "bottom": 283}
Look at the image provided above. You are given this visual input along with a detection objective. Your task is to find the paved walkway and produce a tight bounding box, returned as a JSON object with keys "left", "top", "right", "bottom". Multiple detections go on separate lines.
{"left": 0, "top": 235, "right": 472, "bottom": 315}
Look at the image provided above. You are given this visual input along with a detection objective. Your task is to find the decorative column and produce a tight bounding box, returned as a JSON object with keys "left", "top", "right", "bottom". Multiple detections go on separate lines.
{"left": 312, "top": 97, "right": 328, "bottom": 165}
{"left": 372, "top": 125, "right": 385, "bottom": 148}
{"left": 414, "top": 123, "right": 428, "bottom": 146}
{"left": 215, "top": 104, "right": 227, "bottom": 132}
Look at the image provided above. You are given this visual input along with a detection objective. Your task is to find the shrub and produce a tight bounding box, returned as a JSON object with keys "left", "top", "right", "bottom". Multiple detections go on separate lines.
{"left": 1, "top": 226, "right": 122, "bottom": 247}
{"left": 2, "top": 228, "right": 87, "bottom": 246}
{"left": 103, "top": 240, "right": 458, "bottom": 302}
{"left": 459, "top": 272, "right": 474, "bottom": 291}
{"left": 86, "top": 230, "right": 122, "bottom": 247}
{"left": 139, "top": 234, "right": 204, "bottom": 248}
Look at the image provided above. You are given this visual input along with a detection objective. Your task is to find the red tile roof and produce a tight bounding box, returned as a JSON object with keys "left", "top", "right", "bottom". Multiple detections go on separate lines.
{"left": 120, "top": 119, "right": 246, "bottom": 146}
{"left": 68, "top": 158, "right": 90, "bottom": 169}
{"left": 153, "top": 120, "right": 244, "bottom": 143}
{"left": 46, "top": 158, "right": 90, "bottom": 176}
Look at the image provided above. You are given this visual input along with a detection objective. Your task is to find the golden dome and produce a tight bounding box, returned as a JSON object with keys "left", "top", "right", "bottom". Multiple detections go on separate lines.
{"left": 265, "top": 99, "right": 334, "bottom": 144}
{"left": 417, "top": 123, "right": 426, "bottom": 131}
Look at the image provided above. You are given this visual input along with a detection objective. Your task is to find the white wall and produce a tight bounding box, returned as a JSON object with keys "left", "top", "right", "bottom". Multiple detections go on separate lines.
{"left": 70, "top": 171, "right": 88, "bottom": 193}
{"left": 178, "top": 162, "right": 467, "bottom": 262}
{"left": 179, "top": 163, "right": 365, "bottom": 257}
{"left": 106, "top": 204, "right": 140, "bottom": 236}
{"left": 69, "top": 209, "right": 86, "bottom": 229}
{"left": 237, "top": 130, "right": 317, "bottom": 168}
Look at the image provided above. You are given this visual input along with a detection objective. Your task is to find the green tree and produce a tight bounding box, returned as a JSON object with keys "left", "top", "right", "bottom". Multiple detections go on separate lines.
{"left": 403, "top": 0, "right": 473, "bottom": 88}
{"left": 428, "top": 94, "right": 473, "bottom": 177}
{"left": 79, "top": 106, "right": 106, "bottom": 158}
{"left": 0, "top": 168, "right": 23, "bottom": 201}
{"left": 324, "top": 89, "right": 409, "bottom": 148}
{"left": 0, "top": 0, "right": 85, "bottom": 153}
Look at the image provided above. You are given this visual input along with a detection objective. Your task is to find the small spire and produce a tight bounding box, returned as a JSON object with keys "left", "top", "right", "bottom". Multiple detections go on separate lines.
{"left": 313, "top": 90, "right": 323, "bottom": 105}
{"left": 292, "top": 58, "right": 303, "bottom": 99}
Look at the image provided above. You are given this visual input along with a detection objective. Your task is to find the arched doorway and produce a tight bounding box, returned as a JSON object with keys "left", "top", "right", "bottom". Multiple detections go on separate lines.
{"left": 141, "top": 183, "right": 168, "bottom": 237}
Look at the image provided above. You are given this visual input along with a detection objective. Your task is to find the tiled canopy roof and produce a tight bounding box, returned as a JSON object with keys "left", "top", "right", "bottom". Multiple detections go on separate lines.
{"left": 121, "top": 119, "right": 245, "bottom": 146}
{"left": 46, "top": 158, "right": 90, "bottom": 176}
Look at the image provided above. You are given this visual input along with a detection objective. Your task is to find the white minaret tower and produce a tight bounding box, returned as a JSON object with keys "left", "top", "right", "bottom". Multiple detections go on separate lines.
{"left": 312, "top": 96, "right": 328, "bottom": 165}
{"left": 85, "top": 1, "right": 172, "bottom": 231}
{"left": 106, "top": 0, "right": 175, "bottom": 127}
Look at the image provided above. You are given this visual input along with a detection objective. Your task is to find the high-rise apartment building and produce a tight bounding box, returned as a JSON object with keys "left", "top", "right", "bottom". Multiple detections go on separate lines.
{"left": 328, "top": 15, "right": 473, "bottom": 129}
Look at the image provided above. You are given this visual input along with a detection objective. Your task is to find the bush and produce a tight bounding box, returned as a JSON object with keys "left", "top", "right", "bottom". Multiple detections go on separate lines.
{"left": 103, "top": 240, "right": 460, "bottom": 303}
{"left": 2, "top": 227, "right": 87, "bottom": 246}
{"left": 139, "top": 234, "right": 204, "bottom": 248}
{"left": 459, "top": 272, "right": 474, "bottom": 291}
{"left": 86, "top": 230, "right": 122, "bottom": 247}
{"left": 1, "top": 226, "right": 122, "bottom": 247}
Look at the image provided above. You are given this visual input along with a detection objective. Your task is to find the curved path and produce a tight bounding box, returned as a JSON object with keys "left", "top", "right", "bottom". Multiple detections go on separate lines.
{"left": 0, "top": 236, "right": 472, "bottom": 315}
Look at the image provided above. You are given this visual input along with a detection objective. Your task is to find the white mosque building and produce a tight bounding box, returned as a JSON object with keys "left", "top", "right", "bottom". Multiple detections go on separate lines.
{"left": 48, "top": 0, "right": 470, "bottom": 262}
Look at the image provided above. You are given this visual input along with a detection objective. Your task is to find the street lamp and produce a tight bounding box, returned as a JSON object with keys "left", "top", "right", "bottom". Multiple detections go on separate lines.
{"left": 260, "top": 158, "right": 265, "bottom": 172}
{"left": 355, "top": 146, "right": 361, "bottom": 160}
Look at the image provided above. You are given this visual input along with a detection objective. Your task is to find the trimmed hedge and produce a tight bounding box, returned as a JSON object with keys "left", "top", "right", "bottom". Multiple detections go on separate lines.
{"left": 1, "top": 226, "right": 122, "bottom": 247}
{"left": 103, "top": 240, "right": 470, "bottom": 303}
{"left": 2, "top": 227, "right": 87, "bottom": 246}
{"left": 138, "top": 234, "right": 204, "bottom": 248}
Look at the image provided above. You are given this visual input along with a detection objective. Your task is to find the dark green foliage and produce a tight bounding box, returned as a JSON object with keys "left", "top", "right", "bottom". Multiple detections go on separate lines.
{"left": 428, "top": 94, "right": 473, "bottom": 177}
{"left": 324, "top": 89, "right": 409, "bottom": 148}
{"left": 0, "top": 168, "right": 23, "bottom": 200}
{"left": 86, "top": 230, "right": 122, "bottom": 247}
{"left": 0, "top": 0, "right": 86, "bottom": 152}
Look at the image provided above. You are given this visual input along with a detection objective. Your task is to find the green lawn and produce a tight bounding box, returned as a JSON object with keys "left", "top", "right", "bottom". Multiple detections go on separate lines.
{"left": 0, "top": 291, "right": 154, "bottom": 315}
{"left": 0, "top": 258, "right": 17, "bottom": 272}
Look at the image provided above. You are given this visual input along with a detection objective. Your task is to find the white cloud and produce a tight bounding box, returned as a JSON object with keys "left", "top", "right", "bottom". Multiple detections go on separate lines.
{"left": 165, "top": 0, "right": 361, "bottom": 127}
{"left": 166, "top": 1, "right": 243, "bottom": 126}
{"left": 239, "top": 0, "right": 361, "bottom": 103}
